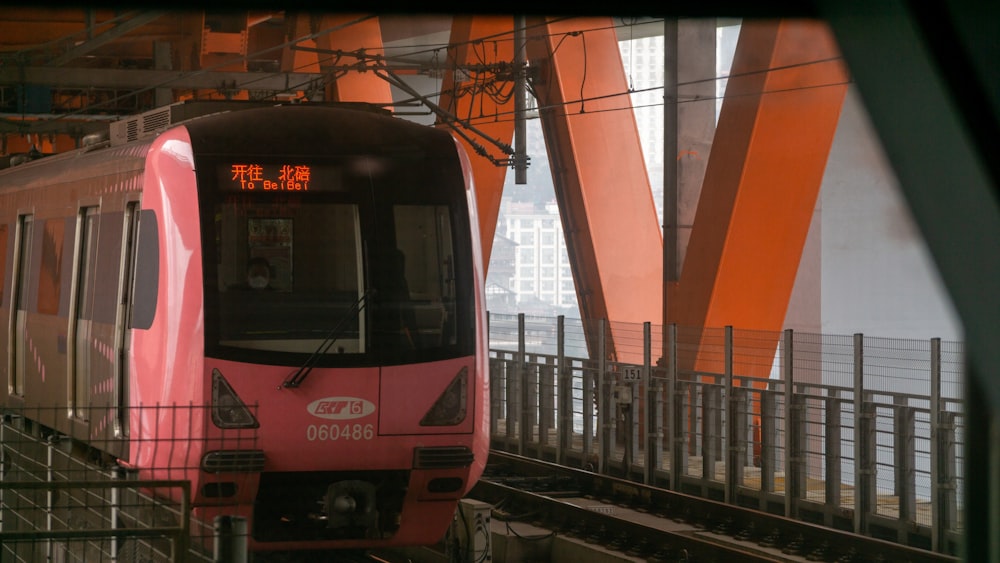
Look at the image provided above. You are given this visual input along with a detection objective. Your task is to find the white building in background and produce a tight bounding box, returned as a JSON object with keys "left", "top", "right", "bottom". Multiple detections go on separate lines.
{"left": 619, "top": 32, "right": 666, "bottom": 225}
{"left": 490, "top": 201, "right": 578, "bottom": 316}
{"left": 485, "top": 33, "right": 665, "bottom": 318}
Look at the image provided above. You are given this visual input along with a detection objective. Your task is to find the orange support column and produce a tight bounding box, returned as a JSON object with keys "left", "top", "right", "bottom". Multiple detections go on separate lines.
{"left": 436, "top": 16, "right": 516, "bottom": 266}
{"left": 525, "top": 16, "right": 662, "bottom": 356}
{"left": 667, "top": 20, "right": 848, "bottom": 375}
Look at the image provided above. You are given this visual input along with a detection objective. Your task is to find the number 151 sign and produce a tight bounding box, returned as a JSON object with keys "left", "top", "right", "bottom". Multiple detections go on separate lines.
{"left": 620, "top": 366, "right": 643, "bottom": 382}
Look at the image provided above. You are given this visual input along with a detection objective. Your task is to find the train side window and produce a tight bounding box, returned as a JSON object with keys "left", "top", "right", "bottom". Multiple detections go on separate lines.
{"left": 129, "top": 210, "right": 158, "bottom": 330}
{"left": 38, "top": 218, "right": 66, "bottom": 315}
{"left": 70, "top": 207, "right": 99, "bottom": 421}
{"left": 115, "top": 201, "right": 140, "bottom": 437}
{"left": 0, "top": 224, "right": 7, "bottom": 304}
{"left": 11, "top": 215, "right": 34, "bottom": 397}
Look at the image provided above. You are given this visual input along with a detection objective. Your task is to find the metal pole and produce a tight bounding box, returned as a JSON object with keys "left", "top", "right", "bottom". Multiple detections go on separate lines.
{"left": 782, "top": 328, "right": 794, "bottom": 518}
{"left": 598, "top": 318, "right": 610, "bottom": 474}
{"left": 514, "top": 15, "right": 528, "bottom": 184}
{"left": 663, "top": 18, "right": 678, "bottom": 285}
{"left": 724, "top": 326, "right": 736, "bottom": 504}
{"left": 825, "top": 389, "right": 842, "bottom": 508}
{"left": 929, "top": 337, "right": 942, "bottom": 552}
{"left": 668, "top": 324, "right": 683, "bottom": 491}
{"left": 214, "top": 515, "right": 248, "bottom": 563}
{"left": 894, "top": 395, "right": 917, "bottom": 533}
{"left": 517, "top": 313, "right": 527, "bottom": 455}
{"left": 760, "top": 387, "right": 776, "bottom": 508}
{"left": 557, "top": 315, "right": 569, "bottom": 465}
{"left": 853, "top": 332, "right": 866, "bottom": 535}
{"left": 47, "top": 435, "right": 55, "bottom": 561}
{"left": 644, "top": 321, "right": 659, "bottom": 484}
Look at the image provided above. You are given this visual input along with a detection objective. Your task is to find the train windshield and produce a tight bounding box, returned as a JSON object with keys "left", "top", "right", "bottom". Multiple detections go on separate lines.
{"left": 200, "top": 156, "right": 474, "bottom": 367}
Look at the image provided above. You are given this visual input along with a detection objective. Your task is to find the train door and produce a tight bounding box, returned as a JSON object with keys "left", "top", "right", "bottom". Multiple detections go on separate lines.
{"left": 9, "top": 214, "right": 33, "bottom": 398}
{"left": 69, "top": 207, "right": 99, "bottom": 421}
{"left": 0, "top": 224, "right": 6, "bottom": 395}
{"left": 114, "top": 201, "right": 141, "bottom": 437}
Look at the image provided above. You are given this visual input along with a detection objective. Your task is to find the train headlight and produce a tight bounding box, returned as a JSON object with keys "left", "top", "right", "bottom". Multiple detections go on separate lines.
{"left": 420, "top": 366, "right": 468, "bottom": 426}
{"left": 212, "top": 369, "right": 260, "bottom": 429}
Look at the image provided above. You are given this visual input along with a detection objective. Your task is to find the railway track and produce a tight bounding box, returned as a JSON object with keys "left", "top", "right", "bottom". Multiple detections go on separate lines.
{"left": 470, "top": 451, "right": 958, "bottom": 563}
{"left": 253, "top": 548, "right": 419, "bottom": 562}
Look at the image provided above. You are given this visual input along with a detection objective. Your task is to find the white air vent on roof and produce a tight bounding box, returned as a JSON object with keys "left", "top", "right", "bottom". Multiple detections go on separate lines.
{"left": 106, "top": 100, "right": 385, "bottom": 147}
{"left": 141, "top": 107, "right": 172, "bottom": 134}
{"left": 108, "top": 101, "right": 281, "bottom": 147}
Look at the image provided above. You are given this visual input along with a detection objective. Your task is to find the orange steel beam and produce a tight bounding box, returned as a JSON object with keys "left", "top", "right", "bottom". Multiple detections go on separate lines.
{"left": 436, "top": 16, "right": 516, "bottom": 267}
{"left": 667, "top": 20, "right": 849, "bottom": 375}
{"left": 313, "top": 15, "right": 392, "bottom": 105}
{"left": 280, "top": 13, "right": 322, "bottom": 74}
{"left": 3, "top": 132, "right": 79, "bottom": 155}
{"left": 524, "top": 16, "right": 662, "bottom": 350}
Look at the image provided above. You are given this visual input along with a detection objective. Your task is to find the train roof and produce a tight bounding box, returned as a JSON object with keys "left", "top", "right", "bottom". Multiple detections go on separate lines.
{"left": 1, "top": 100, "right": 395, "bottom": 172}
{"left": 107, "top": 100, "right": 392, "bottom": 147}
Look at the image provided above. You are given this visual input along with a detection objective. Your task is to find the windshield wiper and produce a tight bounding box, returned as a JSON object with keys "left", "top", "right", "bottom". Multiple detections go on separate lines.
{"left": 281, "top": 288, "right": 375, "bottom": 389}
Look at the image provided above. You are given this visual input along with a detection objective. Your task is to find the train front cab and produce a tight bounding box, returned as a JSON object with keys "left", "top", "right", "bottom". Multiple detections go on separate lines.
{"left": 173, "top": 106, "right": 488, "bottom": 551}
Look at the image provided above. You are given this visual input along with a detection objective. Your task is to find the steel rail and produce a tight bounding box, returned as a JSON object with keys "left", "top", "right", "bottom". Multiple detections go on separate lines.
{"left": 471, "top": 478, "right": 789, "bottom": 562}
{"left": 478, "top": 450, "right": 959, "bottom": 563}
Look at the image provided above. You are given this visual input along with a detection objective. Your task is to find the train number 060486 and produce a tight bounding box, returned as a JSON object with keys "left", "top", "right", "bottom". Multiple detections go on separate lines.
{"left": 306, "top": 423, "right": 375, "bottom": 441}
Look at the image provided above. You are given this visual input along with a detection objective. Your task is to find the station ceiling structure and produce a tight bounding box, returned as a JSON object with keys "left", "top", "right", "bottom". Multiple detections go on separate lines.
{"left": 1, "top": 5, "right": 998, "bottom": 559}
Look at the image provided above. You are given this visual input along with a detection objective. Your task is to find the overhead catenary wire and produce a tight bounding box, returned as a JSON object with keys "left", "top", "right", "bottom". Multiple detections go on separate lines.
{"left": 4, "top": 14, "right": 851, "bottom": 156}
{"left": 2, "top": 14, "right": 635, "bottom": 126}
{"left": 2, "top": 14, "right": 379, "bottom": 127}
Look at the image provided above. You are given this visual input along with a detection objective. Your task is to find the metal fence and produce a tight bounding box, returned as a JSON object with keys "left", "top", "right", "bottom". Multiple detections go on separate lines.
{"left": 0, "top": 406, "right": 252, "bottom": 562}
{"left": 487, "top": 313, "right": 964, "bottom": 556}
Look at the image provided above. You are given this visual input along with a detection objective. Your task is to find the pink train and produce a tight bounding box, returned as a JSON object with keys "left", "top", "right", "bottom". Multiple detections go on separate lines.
{"left": 0, "top": 102, "right": 489, "bottom": 556}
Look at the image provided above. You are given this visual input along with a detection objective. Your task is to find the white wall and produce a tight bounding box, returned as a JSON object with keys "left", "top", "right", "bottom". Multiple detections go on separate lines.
{"left": 806, "top": 87, "right": 963, "bottom": 341}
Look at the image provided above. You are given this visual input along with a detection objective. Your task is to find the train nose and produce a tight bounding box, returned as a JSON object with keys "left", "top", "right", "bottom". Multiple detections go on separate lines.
{"left": 325, "top": 480, "right": 379, "bottom": 531}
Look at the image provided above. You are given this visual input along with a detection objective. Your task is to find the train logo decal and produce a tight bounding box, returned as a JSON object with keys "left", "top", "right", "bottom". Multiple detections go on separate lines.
{"left": 307, "top": 397, "right": 376, "bottom": 420}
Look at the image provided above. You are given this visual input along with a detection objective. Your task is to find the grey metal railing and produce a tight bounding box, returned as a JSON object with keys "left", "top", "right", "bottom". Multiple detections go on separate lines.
{"left": 487, "top": 312, "right": 964, "bottom": 556}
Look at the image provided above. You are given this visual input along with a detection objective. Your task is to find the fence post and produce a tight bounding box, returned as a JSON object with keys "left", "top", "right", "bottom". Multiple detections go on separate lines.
{"left": 582, "top": 342, "right": 595, "bottom": 466}
{"left": 760, "top": 385, "right": 777, "bottom": 509}
{"left": 825, "top": 388, "right": 842, "bottom": 508}
{"left": 783, "top": 328, "right": 795, "bottom": 518}
{"left": 504, "top": 357, "right": 516, "bottom": 444}
{"left": 668, "top": 324, "right": 685, "bottom": 491}
{"left": 787, "top": 392, "right": 807, "bottom": 518}
{"left": 853, "top": 332, "right": 875, "bottom": 536}
{"left": 538, "top": 359, "right": 554, "bottom": 450}
{"left": 598, "top": 319, "right": 611, "bottom": 474}
{"left": 582, "top": 370, "right": 594, "bottom": 466}
{"left": 623, "top": 323, "right": 649, "bottom": 478}
{"left": 894, "top": 395, "right": 917, "bottom": 536}
{"left": 930, "top": 338, "right": 958, "bottom": 551}
{"left": 517, "top": 313, "right": 527, "bottom": 456}
{"left": 214, "top": 515, "right": 248, "bottom": 563}
{"left": 701, "top": 384, "right": 720, "bottom": 485}
{"left": 724, "top": 326, "right": 742, "bottom": 504}
{"left": 938, "top": 410, "right": 959, "bottom": 547}
{"left": 556, "top": 316, "right": 570, "bottom": 466}
{"left": 929, "top": 337, "right": 941, "bottom": 552}
{"left": 645, "top": 321, "right": 662, "bottom": 485}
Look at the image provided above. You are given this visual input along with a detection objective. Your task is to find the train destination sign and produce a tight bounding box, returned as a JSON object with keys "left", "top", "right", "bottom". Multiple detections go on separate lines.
{"left": 226, "top": 163, "right": 313, "bottom": 191}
